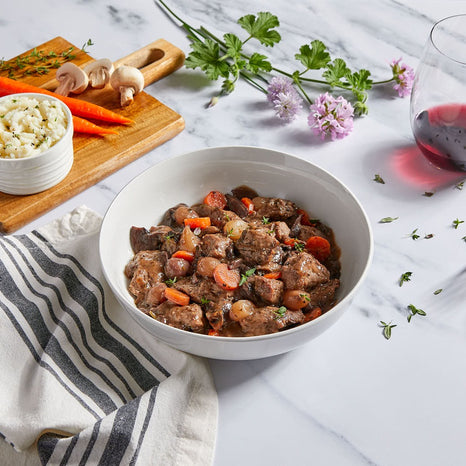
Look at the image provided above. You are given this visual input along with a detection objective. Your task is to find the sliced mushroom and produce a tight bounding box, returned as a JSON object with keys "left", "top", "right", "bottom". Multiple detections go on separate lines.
{"left": 110, "top": 65, "right": 144, "bottom": 107}
{"left": 55, "top": 62, "right": 88, "bottom": 96}
{"left": 84, "top": 58, "right": 114, "bottom": 89}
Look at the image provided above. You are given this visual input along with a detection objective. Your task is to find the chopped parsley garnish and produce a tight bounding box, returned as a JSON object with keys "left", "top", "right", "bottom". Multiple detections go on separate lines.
{"left": 294, "top": 241, "right": 305, "bottom": 252}
{"left": 200, "top": 297, "right": 211, "bottom": 305}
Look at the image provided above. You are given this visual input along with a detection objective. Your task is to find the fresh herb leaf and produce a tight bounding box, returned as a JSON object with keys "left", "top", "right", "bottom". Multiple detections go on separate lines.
{"left": 463, "top": 236, "right": 466, "bottom": 242}
{"left": 322, "top": 58, "right": 351, "bottom": 86}
{"left": 246, "top": 52, "right": 272, "bottom": 73}
{"left": 273, "top": 306, "right": 287, "bottom": 319}
{"left": 200, "top": 297, "right": 211, "bottom": 305}
{"left": 223, "top": 33, "right": 243, "bottom": 58}
{"left": 237, "top": 12, "right": 281, "bottom": 47}
{"left": 455, "top": 181, "right": 464, "bottom": 190}
{"left": 294, "top": 241, "right": 305, "bottom": 252}
{"left": 262, "top": 216, "right": 271, "bottom": 225}
{"left": 295, "top": 40, "right": 331, "bottom": 70}
{"left": 433, "top": 289, "right": 443, "bottom": 295}
{"left": 185, "top": 39, "right": 230, "bottom": 80}
{"left": 165, "top": 277, "right": 177, "bottom": 286}
{"left": 379, "top": 321, "right": 396, "bottom": 340}
{"left": 453, "top": 218, "right": 464, "bottom": 229}
{"left": 239, "top": 267, "right": 256, "bottom": 286}
{"left": 81, "top": 38, "right": 94, "bottom": 53}
{"left": 407, "top": 304, "right": 426, "bottom": 322}
{"left": 408, "top": 228, "right": 420, "bottom": 240}
{"left": 399, "top": 271, "right": 412, "bottom": 287}
{"left": 373, "top": 174, "right": 385, "bottom": 184}
{"left": 379, "top": 216, "right": 398, "bottom": 223}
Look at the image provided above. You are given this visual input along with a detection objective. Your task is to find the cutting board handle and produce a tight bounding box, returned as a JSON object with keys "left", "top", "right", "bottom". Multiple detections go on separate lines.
{"left": 113, "top": 39, "right": 185, "bottom": 88}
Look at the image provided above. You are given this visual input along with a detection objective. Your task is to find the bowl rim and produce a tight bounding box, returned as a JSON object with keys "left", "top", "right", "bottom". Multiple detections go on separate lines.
{"left": 100, "top": 145, "right": 374, "bottom": 342}
{"left": 0, "top": 92, "right": 73, "bottom": 162}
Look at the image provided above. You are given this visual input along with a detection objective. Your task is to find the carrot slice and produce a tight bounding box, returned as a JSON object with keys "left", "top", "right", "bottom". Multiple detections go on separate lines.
{"left": 297, "top": 208, "right": 315, "bottom": 226}
{"left": 208, "top": 329, "right": 220, "bottom": 336}
{"left": 303, "top": 307, "right": 323, "bottom": 323}
{"left": 184, "top": 217, "right": 211, "bottom": 229}
{"left": 263, "top": 271, "right": 281, "bottom": 280}
{"left": 305, "top": 236, "right": 331, "bottom": 262}
{"left": 0, "top": 76, "right": 133, "bottom": 125}
{"left": 241, "top": 197, "right": 255, "bottom": 214}
{"left": 172, "top": 250, "right": 195, "bottom": 262}
{"left": 164, "top": 288, "right": 190, "bottom": 306}
{"left": 203, "top": 190, "right": 227, "bottom": 209}
{"left": 213, "top": 263, "right": 240, "bottom": 290}
{"left": 72, "top": 116, "right": 118, "bottom": 135}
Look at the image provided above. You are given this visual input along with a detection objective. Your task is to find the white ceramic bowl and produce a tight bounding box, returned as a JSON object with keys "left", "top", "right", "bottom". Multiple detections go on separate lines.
{"left": 100, "top": 146, "right": 373, "bottom": 360}
{"left": 0, "top": 93, "right": 73, "bottom": 195}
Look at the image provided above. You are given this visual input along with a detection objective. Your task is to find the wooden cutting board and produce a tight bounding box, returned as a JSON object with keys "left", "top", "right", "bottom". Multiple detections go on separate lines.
{"left": 0, "top": 36, "right": 185, "bottom": 234}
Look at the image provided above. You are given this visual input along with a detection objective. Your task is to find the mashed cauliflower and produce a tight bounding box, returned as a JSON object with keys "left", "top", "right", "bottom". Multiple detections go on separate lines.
{"left": 0, "top": 95, "right": 68, "bottom": 159}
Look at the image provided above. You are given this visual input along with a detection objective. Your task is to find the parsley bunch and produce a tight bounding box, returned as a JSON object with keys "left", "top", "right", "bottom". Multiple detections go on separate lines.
{"left": 157, "top": 0, "right": 401, "bottom": 117}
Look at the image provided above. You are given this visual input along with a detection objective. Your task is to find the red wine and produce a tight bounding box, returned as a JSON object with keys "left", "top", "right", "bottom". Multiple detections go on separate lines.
{"left": 412, "top": 103, "right": 466, "bottom": 172}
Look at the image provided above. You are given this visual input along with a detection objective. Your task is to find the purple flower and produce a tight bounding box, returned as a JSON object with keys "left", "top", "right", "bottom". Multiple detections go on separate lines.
{"left": 272, "top": 91, "right": 302, "bottom": 122}
{"left": 390, "top": 58, "right": 415, "bottom": 98}
{"left": 267, "top": 76, "right": 297, "bottom": 103}
{"left": 308, "top": 93, "right": 354, "bottom": 140}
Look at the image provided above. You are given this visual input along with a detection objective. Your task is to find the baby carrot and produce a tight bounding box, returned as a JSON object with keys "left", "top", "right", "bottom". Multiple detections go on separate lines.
{"left": 164, "top": 288, "right": 190, "bottom": 306}
{"left": 72, "top": 116, "right": 118, "bottom": 136}
{"left": 0, "top": 76, "right": 133, "bottom": 125}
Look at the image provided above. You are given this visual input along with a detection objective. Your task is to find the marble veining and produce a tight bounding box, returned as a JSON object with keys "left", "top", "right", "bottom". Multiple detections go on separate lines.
{"left": 2, "top": 0, "right": 466, "bottom": 465}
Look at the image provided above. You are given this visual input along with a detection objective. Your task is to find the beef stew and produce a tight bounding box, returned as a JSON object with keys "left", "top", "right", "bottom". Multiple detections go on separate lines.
{"left": 124, "top": 187, "right": 341, "bottom": 337}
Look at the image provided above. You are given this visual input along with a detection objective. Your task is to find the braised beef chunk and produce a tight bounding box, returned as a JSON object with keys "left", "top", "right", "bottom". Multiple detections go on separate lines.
{"left": 150, "top": 302, "right": 205, "bottom": 333}
{"left": 281, "top": 251, "right": 330, "bottom": 290}
{"left": 252, "top": 197, "right": 297, "bottom": 221}
{"left": 306, "top": 279, "right": 340, "bottom": 310}
{"left": 125, "top": 186, "right": 341, "bottom": 337}
{"left": 205, "top": 298, "right": 232, "bottom": 331}
{"left": 235, "top": 229, "right": 281, "bottom": 265}
{"left": 252, "top": 276, "right": 284, "bottom": 305}
{"left": 225, "top": 194, "right": 249, "bottom": 218}
{"left": 125, "top": 250, "right": 168, "bottom": 306}
{"left": 199, "top": 234, "right": 234, "bottom": 259}
{"left": 231, "top": 185, "right": 259, "bottom": 200}
{"left": 238, "top": 306, "right": 305, "bottom": 336}
{"left": 130, "top": 225, "right": 175, "bottom": 253}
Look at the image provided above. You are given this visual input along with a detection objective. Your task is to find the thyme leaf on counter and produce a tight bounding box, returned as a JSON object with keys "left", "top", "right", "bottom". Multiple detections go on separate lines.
{"left": 373, "top": 174, "right": 385, "bottom": 184}
{"left": 407, "top": 228, "right": 420, "bottom": 240}
{"left": 379, "top": 216, "right": 398, "bottom": 223}
{"left": 81, "top": 39, "right": 95, "bottom": 53}
{"left": 452, "top": 218, "right": 464, "bottom": 229}
{"left": 399, "top": 271, "right": 412, "bottom": 287}
{"left": 379, "top": 321, "right": 396, "bottom": 340}
{"left": 407, "top": 304, "right": 426, "bottom": 322}
{"left": 455, "top": 181, "right": 464, "bottom": 190}
{"left": 433, "top": 289, "right": 443, "bottom": 295}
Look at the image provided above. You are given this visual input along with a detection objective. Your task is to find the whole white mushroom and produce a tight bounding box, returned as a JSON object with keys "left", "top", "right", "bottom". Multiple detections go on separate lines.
{"left": 84, "top": 58, "right": 114, "bottom": 89}
{"left": 110, "top": 65, "right": 144, "bottom": 107}
{"left": 55, "top": 62, "right": 88, "bottom": 96}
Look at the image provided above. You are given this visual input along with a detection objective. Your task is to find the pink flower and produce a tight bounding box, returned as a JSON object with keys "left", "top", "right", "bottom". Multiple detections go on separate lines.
{"left": 390, "top": 58, "right": 415, "bottom": 98}
{"left": 267, "top": 76, "right": 297, "bottom": 103}
{"left": 308, "top": 93, "right": 354, "bottom": 140}
{"left": 272, "top": 91, "right": 302, "bottom": 122}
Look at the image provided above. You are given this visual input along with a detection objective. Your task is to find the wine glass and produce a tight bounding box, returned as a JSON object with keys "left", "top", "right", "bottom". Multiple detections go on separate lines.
{"left": 410, "top": 14, "right": 466, "bottom": 172}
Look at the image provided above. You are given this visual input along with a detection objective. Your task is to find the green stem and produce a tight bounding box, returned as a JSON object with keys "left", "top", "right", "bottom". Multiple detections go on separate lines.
{"left": 293, "top": 75, "right": 313, "bottom": 105}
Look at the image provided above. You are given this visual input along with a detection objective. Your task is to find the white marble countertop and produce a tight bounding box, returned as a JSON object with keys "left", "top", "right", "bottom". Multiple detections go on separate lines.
{"left": 2, "top": 1, "right": 466, "bottom": 464}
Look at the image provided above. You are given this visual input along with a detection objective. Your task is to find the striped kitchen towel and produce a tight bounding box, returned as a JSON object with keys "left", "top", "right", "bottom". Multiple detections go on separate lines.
{"left": 0, "top": 206, "right": 218, "bottom": 466}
